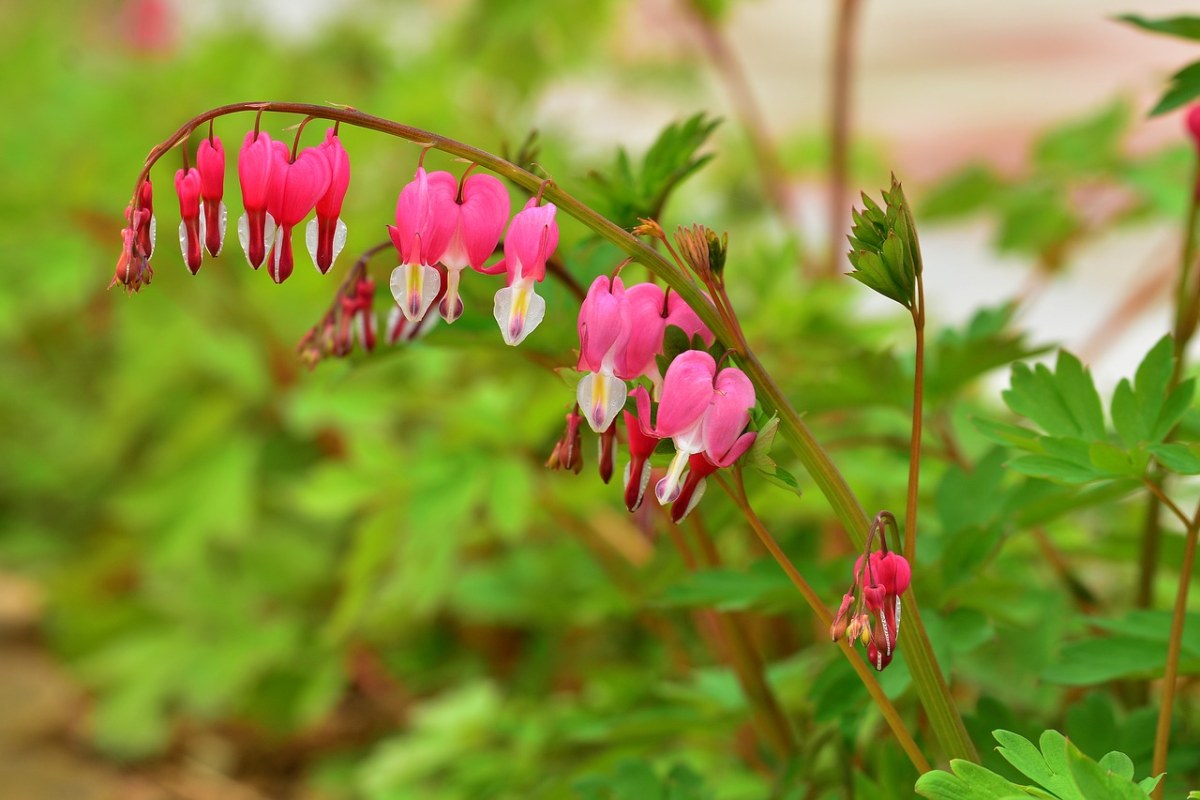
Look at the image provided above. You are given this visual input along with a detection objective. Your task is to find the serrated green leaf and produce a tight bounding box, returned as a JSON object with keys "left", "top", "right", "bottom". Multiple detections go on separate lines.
{"left": 994, "top": 729, "right": 1061, "bottom": 793}
{"left": 1003, "top": 352, "right": 1104, "bottom": 440}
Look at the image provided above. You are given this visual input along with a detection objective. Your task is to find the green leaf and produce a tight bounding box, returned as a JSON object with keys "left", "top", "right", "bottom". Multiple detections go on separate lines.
{"left": 1033, "top": 101, "right": 1129, "bottom": 176}
{"left": 587, "top": 113, "right": 721, "bottom": 225}
{"left": 1118, "top": 14, "right": 1200, "bottom": 42}
{"left": 745, "top": 414, "right": 779, "bottom": 469}
{"left": 1150, "top": 442, "right": 1200, "bottom": 474}
{"left": 1003, "top": 351, "right": 1105, "bottom": 440}
{"left": 655, "top": 561, "right": 799, "bottom": 613}
{"left": 919, "top": 164, "right": 1005, "bottom": 220}
{"left": 1150, "top": 60, "right": 1200, "bottom": 117}
{"left": 1096, "top": 751, "right": 1135, "bottom": 782}
{"left": 914, "top": 759, "right": 1025, "bottom": 800}
{"left": 1066, "top": 742, "right": 1148, "bottom": 800}
{"left": 1007, "top": 453, "right": 1101, "bottom": 484}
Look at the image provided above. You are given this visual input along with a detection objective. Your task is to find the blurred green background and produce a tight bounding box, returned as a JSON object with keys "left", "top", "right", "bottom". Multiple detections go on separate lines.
{"left": 3, "top": 0, "right": 1200, "bottom": 797}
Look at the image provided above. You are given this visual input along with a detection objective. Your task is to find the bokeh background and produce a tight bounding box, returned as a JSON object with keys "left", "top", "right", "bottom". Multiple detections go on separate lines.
{"left": 2, "top": 0, "right": 1199, "bottom": 797}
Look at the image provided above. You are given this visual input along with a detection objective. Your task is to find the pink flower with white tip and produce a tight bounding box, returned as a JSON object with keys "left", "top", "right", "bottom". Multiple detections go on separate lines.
{"left": 196, "top": 135, "right": 225, "bottom": 257}
{"left": 389, "top": 167, "right": 456, "bottom": 322}
{"left": 307, "top": 127, "right": 351, "bottom": 274}
{"left": 830, "top": 512, "right": 911, "bottom": 672}
{"left": 645, "top": 351, "right": 756, "bottom": 507}
{"left": 665, "top": 365, "right": 757, "bottom": 522}
{"left": 237, "top": 130, "right": 277, "bottom": 270}
{"left": 576, "top": 275, "right": 630, "bottom": 433}
{"left": 493, "top": 197, "right": 558, "bottom": 346}
{"left": 264, "top": 140, "right": 332, "bottom": 284}
{"left": 436, "top": 170, "right": 509, "bottom": 323}
{"left": 175, "top": 166, "right": 203, "bottom": 274}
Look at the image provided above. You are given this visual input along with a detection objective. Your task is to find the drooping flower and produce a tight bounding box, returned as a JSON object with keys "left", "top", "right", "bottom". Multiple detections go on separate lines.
{"left": 237, "top": 130, "right": 278, "bottom": 270}
{"left": 666, "top": 367, "right": 757, "bottom": 522}
{"left": 306, "top": 127, "right": 351, "bottom": 274}
{"left": 831, "top": 527, "right": 911, "bottom": 672}
{"left": 493, "top": 197, "right": 558, "bottom": 346}
{"left": 576, "top": 275, "right": 629, "bottom": 433}
{"left": 546, "top": 407, "right": 585, "bottom": 474}
{"left": 196, "top": 135, "right": 226, "bottom": 257}
{"left": 337, "top": 274, "right": 377, "bottom": 355}
{"left": 436, "top": 170, "right": 510, "bottom": 322}
{"left": 128, "top": 178, "right": 156, "bottom": 260}
{"left": 264, "top": 140, "right": 332, "bottom": 283}
{"left": 649, "top": 351, "right": 721, "bottom": 505}
{"left": 389, "top": 167, "right": 456, "bottom": 321}
{"left": 110, "top": 225, "right": 153, "bottom": 293}
{"left": 175, "top": 166, "right": 203, "bottom": 274}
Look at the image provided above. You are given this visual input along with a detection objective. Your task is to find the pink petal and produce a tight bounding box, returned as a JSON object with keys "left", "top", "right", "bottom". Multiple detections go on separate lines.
{"left": 666, "top": 291, "right": 716, "bottom": 346}
{"left": 275, "top": 146, "right": 332, "bottom": 227}
{"left": 702, "top": 367, "right": 756, "bottom": 464}
{"left": 314, "top": 128, "right": 350, "bottom": 219}
{"left": 394, "top": 168, "right": 456, "bottom": 265}
{"left": 615, "top": 282, "right": 667, "bottom": 381}
{"left": 459, "top": 173, "right": 510, "bottom": 270}
{"left": 576, "top": 275, "right": 627, "bottom": 372}
{"left": 197, "top": 136, "right": 224, "bottom": 203}
{"left": 504, "top": 198, "right": 558, "bottom": 282}
{"left": 237, "top": 130, "right": 275, "bottom": 211}
{"left": 655, "top": 351, "right": 716, "bottom": 437}
{"left": 175, "top": 167, "right": 201, "bottom": 218}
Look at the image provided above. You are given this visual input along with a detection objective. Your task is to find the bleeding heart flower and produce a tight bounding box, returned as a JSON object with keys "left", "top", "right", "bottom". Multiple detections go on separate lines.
{"left": 437, "top": 171, "right": 509, "bottom": 323}
{"left": 576, "top": 275, "right": 629, "bottom": 433}
{"left": 306, "top": 127, "right": 351, "bottom": 274}
{"left": 196, "top": 135, "right": 226, "bottom": 257}
{"left": 237, "top": 130, "right": 278, "bottom": 270}
{"left": 175, "top": 167, "right": 203, "bottom": 274}
{"left": 264, "top": 141, "right": 332, "bottom": 284}
{"left": 389, "top": 167, "right": 457, "bottom": 321}
{"left": 665, "top": 291, "right": 715, "bottom": 347}
{"left": 649, "top": 351, "right": 719, "bottom": 505}
{"left": 493, "top": 197, "right": 558, "bottom": 346}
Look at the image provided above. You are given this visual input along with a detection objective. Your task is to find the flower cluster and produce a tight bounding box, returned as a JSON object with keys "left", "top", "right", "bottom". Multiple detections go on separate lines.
{"left": 557, "top": 273, "right": 756, "bottom": 523}
{"left": 113, "top": 119, "right": 561, "bottom": 352}
{"left": 830, "top": 514, "right": 911, "bottom": 671}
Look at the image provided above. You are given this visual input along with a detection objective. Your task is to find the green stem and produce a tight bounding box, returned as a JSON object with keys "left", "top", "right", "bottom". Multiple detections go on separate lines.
{"left": 904, "top": 283, "right": 925, "bottom": 564}
{"left": 717, "top": 471, "right": 932, "bottom": 772}
{"left": 1150, "top": 497, "right": 1200, "bottom": 798}
{"left": 129, "top": 101, "right": 975, "bottom": 763}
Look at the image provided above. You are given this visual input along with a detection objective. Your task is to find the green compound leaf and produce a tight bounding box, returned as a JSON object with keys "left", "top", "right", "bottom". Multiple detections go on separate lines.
{"left": 918, "top": 730, "right": 1155, "bottom": 800}
{"left": 1003, "top": 351, "right": 1105, "bottom": 440}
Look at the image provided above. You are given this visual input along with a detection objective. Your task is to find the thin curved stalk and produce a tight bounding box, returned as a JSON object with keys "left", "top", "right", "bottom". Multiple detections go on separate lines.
{"left": 716, "top": 471, "right": 932, "bottom": 773}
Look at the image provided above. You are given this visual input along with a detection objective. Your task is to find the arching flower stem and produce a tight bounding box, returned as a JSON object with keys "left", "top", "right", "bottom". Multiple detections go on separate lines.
{"left": 124, "top": 101, "right": 975, "bottom": 764}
